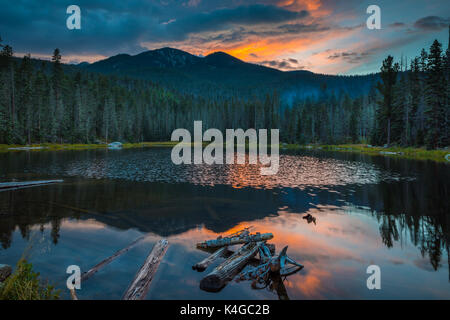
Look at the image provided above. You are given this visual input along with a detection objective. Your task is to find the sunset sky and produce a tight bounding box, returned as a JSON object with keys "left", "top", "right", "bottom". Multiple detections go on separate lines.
{"left": 1, "top": 0, "right": 449, "bottom": 74}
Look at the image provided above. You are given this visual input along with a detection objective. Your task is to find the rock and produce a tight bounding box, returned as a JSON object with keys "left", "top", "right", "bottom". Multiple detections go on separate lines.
{"left": 379, "top": 151, "right": 398, "bottom": 155}
{"left": 0, "top": 264, "right": 12, "bottom": 282}
{"left": 108, "top": 142, "right": 123, "bottom": 150}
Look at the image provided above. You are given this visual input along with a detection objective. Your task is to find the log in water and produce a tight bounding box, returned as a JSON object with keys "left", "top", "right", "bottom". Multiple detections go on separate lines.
{"left": 81, "top": 235, "right": 146, "bottom": 282}
{"left": 0, "top": 180, "right": 63, "bottom": 191}
{"left": 193, "top": 246, "right": 228, "bottom": 272}
{"left": 122, "top": 239, "right": 169, "bottom": 300}
{"left": 200, "top": 241, "right": 263, "bottom": 292}
{"left": 196, "top": 233, "right": 273, "bottom": 249}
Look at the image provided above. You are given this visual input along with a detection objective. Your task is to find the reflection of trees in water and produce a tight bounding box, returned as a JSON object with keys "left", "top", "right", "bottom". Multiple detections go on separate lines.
{"left": 376, "top": 213, "right": 448, "bottom": 275}
{"left": 0, "top": 152, "right": 448, "bottom": 280}
{"left": 0, "top": 180, "right": 280, "bottom": 249}
{"left": 0, "top": 197, "right": 65, "bottom": 249}
{"left": 366, "top": 174, "right": 448, "bottom": 278}
{"left": 340, "top": 153, "right": 450, "bottom": 279}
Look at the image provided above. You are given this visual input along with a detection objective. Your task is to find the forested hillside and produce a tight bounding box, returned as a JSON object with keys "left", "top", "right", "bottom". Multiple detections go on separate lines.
{"left": 0, "top": 36, "right": 448, "bottom": 148}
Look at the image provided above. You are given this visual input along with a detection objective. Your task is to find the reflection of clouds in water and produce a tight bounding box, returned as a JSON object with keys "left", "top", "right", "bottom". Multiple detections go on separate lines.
{"left": 6, "top": 204, "right": 448, "bottom": 299}
{"left": 33, "top": 150, "right": 410, "bottom": 190}
{"left": 160, "top": 205, "right": 447, "bottom": 299}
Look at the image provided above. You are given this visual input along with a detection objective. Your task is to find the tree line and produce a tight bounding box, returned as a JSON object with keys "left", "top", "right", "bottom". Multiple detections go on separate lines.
{"left": 0, "top": 36, "right": 448, "bottom": 148}
{"left": 282, "top": 38, "right": 449, "bottom": 149}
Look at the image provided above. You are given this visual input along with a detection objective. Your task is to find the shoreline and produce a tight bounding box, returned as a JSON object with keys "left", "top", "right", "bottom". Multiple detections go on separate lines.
{"left": 0, "top": 142, "right": 449, "bottom": 163}
{"left": 284, "top": 143, "right": 449, "bottom": 162}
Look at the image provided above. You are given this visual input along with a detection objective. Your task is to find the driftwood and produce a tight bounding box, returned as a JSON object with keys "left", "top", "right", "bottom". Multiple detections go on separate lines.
{"left": 122, "top": 239, "right": 169, "bottom": 300}
{"left": 0, "top": 180, "right": 63, "bottom": 191}
{"left": 81, "top": 235, "right": 146, "bottom": 282}
{"left": 200, "top": 241, "right": 263, "bottom": 292}
{"left": 193, "top": 246, "right": 228, "bottom": 272}
{"left": 238, "top": 244, "right": 303, "bottom": 289}
{"left": 196, "top": 232, "right": 273, "bottom": 249}
{"left": 195, "top": 243, "right": 275, "bottom": 272}
{"left": 8, "top": 146, "right": 47, "bottom": 151}
{"left": 69, "top": 288, "right": 78, "bottom": 300}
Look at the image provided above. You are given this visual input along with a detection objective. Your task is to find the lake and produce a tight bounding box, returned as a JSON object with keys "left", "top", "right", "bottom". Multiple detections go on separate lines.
{"left": 0, "top": 148, "right": 448, "bottom": 299}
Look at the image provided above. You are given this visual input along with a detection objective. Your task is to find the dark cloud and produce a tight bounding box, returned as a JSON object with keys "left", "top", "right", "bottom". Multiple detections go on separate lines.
{"left": 0, "top": 1, "right": 309, "bottom": 57}
{"left": 389, "top": 22, "right": 406, "bottom": 28}
{"left": 259, "top": 58, "right": 305, "bottom": 70}
{"left": 163, "top": 5, "right": 309, "bottom": 40}
{"left": 327, "top": 51, "right": 370, "bottom": 64}
{"left": 277, "top": 23, "right": 329, "bottom": 34}
{"left": 413, "top": 16, "right": 449, "bottom": 31}
{"left": 202, "top": 27, "right": 247, "bottom": 44}
{"left": 0, "top": 0, "right": 164, "bottom": 56}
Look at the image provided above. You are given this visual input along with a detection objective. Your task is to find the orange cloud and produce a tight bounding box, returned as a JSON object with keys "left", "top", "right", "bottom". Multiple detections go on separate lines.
{"left": 277, "top": 0, "right": 331, "bottom": 16}
{"left": 215, "top": 38, "right": 312, "bottom": 61}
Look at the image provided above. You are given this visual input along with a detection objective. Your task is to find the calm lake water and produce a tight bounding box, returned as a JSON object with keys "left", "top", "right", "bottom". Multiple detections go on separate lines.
{"left": 0, "top": 148, "right": 449, "bottom": 299}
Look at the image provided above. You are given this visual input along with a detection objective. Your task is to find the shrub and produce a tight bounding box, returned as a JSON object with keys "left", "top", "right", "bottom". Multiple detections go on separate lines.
{"left": 0, "top": 259, "right": 59, "bottom": 300}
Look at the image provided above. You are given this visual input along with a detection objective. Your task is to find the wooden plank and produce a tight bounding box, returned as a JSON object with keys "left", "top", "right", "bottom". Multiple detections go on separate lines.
{"left": 196, "top": 232, "right": 273, "bottom": 249}
{"left": 200, "top": 241, "right": 263, "bottom": 292}
{"left": 0, "top": 180, "right": 63, "bottom": 191}
{"left": 122, "top": 239, "right": 169, "bottom": 300}
{"left": 192, "top": 246, "right": 228, "bottom": 272}
{"left": 81, "top": 235, "right": 146, "bottom": 282}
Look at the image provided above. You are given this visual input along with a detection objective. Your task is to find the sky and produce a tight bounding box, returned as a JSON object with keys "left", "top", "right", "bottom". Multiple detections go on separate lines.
{"left": 0, "top": 0, "right": 449, "bottom": 74}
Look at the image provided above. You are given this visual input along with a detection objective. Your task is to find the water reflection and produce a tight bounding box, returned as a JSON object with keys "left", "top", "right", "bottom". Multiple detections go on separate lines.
{"left": 5, "top": 148, "right": 411, "bottom": 189}
{"left": 0, "top": 148, "right": 448, "bottom": 299}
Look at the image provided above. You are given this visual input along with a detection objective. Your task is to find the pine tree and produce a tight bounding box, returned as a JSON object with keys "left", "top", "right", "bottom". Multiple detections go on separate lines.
{"left": 374, "top": 55, "right": 399, "bottom": 146}
{"left": 0, "top": 42, "right": 15, "bottom": 142}
{"left": 424, "top": 40, "right": 446, "bottom": 148}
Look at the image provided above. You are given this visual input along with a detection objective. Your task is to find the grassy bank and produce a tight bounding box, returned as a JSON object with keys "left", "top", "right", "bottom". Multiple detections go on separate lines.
{"left": 0, "top": 141, "right": 179, "bottom": 152}
{"left": 284, "top": 143, "right": 449, "bottom": 162}
{"left": 1, "top": 142, "right": 448, "bottom": 162}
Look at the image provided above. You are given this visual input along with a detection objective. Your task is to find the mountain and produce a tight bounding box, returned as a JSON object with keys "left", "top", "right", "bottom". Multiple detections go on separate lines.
{"left": 83, "top": 48, "right": 282, "bottom": 87}
{"left": 80, "top": 47, "right": 379, "bottom": 98}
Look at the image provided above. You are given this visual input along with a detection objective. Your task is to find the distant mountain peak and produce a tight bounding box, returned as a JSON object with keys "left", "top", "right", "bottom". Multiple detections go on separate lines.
{"left": 205, "top": 51, "right": 244, "bottom": 65}
{"left": 141, "top": 47, "right": 191, "bottom": 56}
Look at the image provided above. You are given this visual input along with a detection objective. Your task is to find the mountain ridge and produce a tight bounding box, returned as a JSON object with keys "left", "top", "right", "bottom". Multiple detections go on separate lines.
{"left": 45, "top": 47, "right": 380, "bottom": 98}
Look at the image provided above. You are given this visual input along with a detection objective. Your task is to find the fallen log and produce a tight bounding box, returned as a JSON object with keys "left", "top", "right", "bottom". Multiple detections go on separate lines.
{"left": 0, "top": 180, "right": 63, "bottom": 191}
{"left": 81, "top": 235, "right": 146, "bottom": 282}
{"left": 122, "top": 239, "right": 169, "bottom": 300}
{"left": 193, "top": 246, "right": 228, "bottom": 272}
{"left": 196, "top": 232, "right": 273, "bottom": 249}
{"left": 69, "top": 288, "right": 78, "bottom": 300}
{"left": 8, "top": 146, "right": 47, "bottom": 151}
{"left": 200, "top": 241, "right": 263, "bottom": 292}
{"left": 238, "top": 244, "right": 303, "bottom": 287}
{"left": 197, "top": 243, "right": 275, "bottom": 258}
